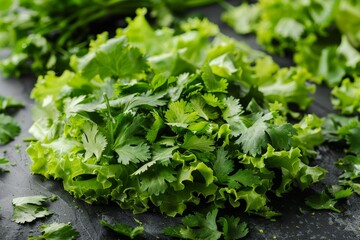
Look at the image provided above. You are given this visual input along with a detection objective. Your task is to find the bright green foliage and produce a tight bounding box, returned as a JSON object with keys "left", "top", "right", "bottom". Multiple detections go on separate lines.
{"left": 221, "top": 2, "right": 260, "bottom": 35}
{"left": 236, "top": 112, "right": 296, "bottom": 156}
{"left": 0, "top": 0, "right": 221, "bottom": 77}
{"left": 292, "top": 114, "right": 324, "bottom": 160}
{"left": 28, "top": 222, "right": 79, "bottom": 240}
{"left": 322, "top": 114, "right": 360, "bottom": 196}
{"left": 306, "top": 191, "right": 340, "bottom": 212}
{"left": 0, "top": 96, "right": 24, "bottom": 112}
{"left": 76, "top": 37, "right": 148, "bottom": 80}
{"left": 163, "top": 209, "right": 248, "bottom": 240}
{"left": 323, "top": 114, "right": 360, "bottom": 155}
{"left": 0, "top": 157, "right": 10, "bottom": 172}
{"left": 27, "top": 12, "right": 324, "bottom": 222}
{"left": 100, "top": 219, "right": 144, "bottom": 239}
{"left": 222, "top": 0, "right": 360, "bottom": 90}
{"left": 11, "top": 195, "right": 53, "bottom": 224}
{"left": 0, "top": 113, "right": 21, "bottom": 144}
{"left": 82, "top": 123, "right": 107, "bottom": 161}
{"left": 0, "top": 0, "right": 12, "bottom": 11}
{"left": 332, "top": 75, "right": 360, "bottom": 114}
{"left": 337, "top": 155, "right": 360, "bottom": 195}
{"left": 218, "top": 215, "right": 249, "bottom": 240}
{"left": 305, "top": 185, "right": 353, "bottom": 212}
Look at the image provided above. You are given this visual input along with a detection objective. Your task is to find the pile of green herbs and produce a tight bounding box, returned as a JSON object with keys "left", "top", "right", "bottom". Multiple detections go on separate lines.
{"left": 0, "top": 0, "right": 220, "bottom": 77}
{"left": 26, "top": 9, "right": 329, "bottom": 239}
{"left": 222, "top": 0, "right": 360, "bottom": 115}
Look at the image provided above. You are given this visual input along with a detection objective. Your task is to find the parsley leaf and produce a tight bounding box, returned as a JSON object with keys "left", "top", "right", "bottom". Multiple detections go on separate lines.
{"left": 164, "top": 209, "right": 248, "bottom": 240}
{"left": 28, "top": 222, "right": 79, "bottom": 240}
{"left": 164, "top": 209, "right": 222, "bottom": 239}
{"left": 0, "top": 113, "right": 21, "bottom": 144}
{"left": 165, "top": 100, "right": 199, "bottom": 129}
{"left": 237, "top": 113, "right": 296, "bottom": 156}
{"left": 182, "top": 133, "right": 215, "bottom": 152}
{"left": 337, "top": 155, "right": 360, "bottom": 195}
{"left": 140, "top": 166, "right": 176, "bottom": 195}
{"left": 100, "top": 219, "right": 144, "bottom": 239}
{"left": 218, "top": 215, "right": 249, "bottom": 240}
{"left": 115, "top": 143, "right": 151, "bottom": 165}
{"left": 213, "top": 148, "right": 234, "bottom": 184}
{"left": 305, "top": 191, "right": 340, "bottom": 213}
{"left": 76, "top": 37, "right": 148, "bottom": 80}
{"left": 82, "top": 123, "right": 107, "bottom": 161}
{"left": 305, "top": 186, "right": 352, "bottom": 212}
{"left": 11, "top": 195, "right": 53, "bottom": 224}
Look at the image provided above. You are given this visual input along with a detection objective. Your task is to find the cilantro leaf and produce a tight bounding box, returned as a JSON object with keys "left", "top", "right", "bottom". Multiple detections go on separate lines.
{"left": 76, "top": 37, "right": 148, "bottom": 80}
{"left": 218, "top": 215, "right": 249, "bottom": 240}
{"left": 305, "top": 186, "right": 352, "bottom": 213}
{"left": 213, "top": 148, "right": 234, "bottom": 184}
{"left": 237, "top": 112, "right": 296, "bottom": 156}
{"left": 132, "top": 146, "right": 178, "bottom": 175}
{"left": 165, "top": 100, "right": 199, "bottom": 129}
{"left": 201, "top": 64, "right": 228, "bottom": 93}
{"left": 100, "top": 219, "right": 144, "bottom": 239}
{"left": 146, "top": 110, "right": 164, "bottom": 143}
{"left": 0, "top": 113, "right": 21, "bottom": 144}
{"left": 322, "top": 114, "right": 360, "bottom": 155}
{"left": 140, "top": 166, "right": 176, "bottom": 195}
{"left": 228, "top": 169, "right": 262, "bottom": 189}
{"left": 164, "top": 209, "right": 248, "bottom": 240}
{"left": 82, "top": 123, "right": 107, "bottom": 161}
{"left": 182, "top": 133, "right": 215, "bottom": 152}
{"left": 28, "top": 222, "right": 79, "bottom": 240}
{"left": 190, "top": 95, "right": 219, "bottom": 121}
{"left": 266, "top": 123, "right": 297, "bottom": 150}
{"left": 305, "top": 191, "right": 340, "bottom": 213}
{"left": 164, "top": 209, "right": 222, "bottom": 240}
{"left": 337, "top": 155, "right": 360, "bottom": 195}
{"left": 11, "top": 195, "right": 53, "bottom": 224}
{"left": 115, "top": 143, "right": 150, "bottom": 165}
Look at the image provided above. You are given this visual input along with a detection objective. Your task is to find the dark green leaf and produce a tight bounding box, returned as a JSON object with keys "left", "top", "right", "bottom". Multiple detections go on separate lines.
{"left": 100, "top": 219, "right": 144, "bottom": 239}
{"left": 0, "top": 114, "right": 20, "bottom": 144}
{"left": 28, "top": 222, "right": 79, "bottom": 240}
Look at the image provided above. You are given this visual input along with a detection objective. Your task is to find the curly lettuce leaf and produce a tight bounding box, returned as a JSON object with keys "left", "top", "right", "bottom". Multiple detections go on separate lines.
{"left": 332, "top": 75, "right": 360, "bottom": 114}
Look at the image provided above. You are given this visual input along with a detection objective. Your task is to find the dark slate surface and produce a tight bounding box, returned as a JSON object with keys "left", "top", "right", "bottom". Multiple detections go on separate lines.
{"left": 1, "top": 2, "right": 359, "bottom": 239}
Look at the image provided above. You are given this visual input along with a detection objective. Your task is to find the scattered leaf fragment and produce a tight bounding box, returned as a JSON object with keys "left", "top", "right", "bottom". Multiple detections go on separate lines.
{"left": 11, "top": 195, "right": 53, "bottom": 224}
